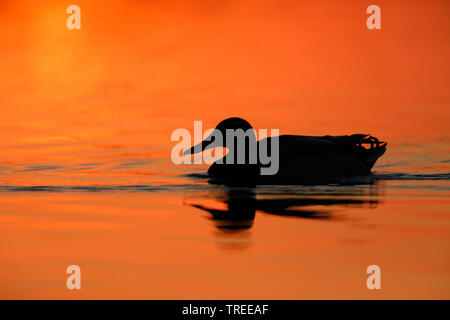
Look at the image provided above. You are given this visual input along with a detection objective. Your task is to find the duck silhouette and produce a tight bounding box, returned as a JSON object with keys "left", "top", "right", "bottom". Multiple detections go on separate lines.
{"left": 184, "top": 117, "right": 387, "bottom": 185}
{"left": 187, "top": 182, "right": 381, "bottom": 232}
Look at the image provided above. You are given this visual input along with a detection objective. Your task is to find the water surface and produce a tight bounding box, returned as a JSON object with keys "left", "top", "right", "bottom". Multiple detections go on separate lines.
{"left": 0, "top": 143, "right": 449, "bottom": 299}
{"left": 0, "top": 0, "right": 449, "bottom": 299}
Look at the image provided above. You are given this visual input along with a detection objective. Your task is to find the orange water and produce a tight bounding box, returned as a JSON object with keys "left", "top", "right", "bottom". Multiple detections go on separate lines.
{"left": 0, "top": 0, "right": 449, "bottom": 299}
{"left": 0, "top": 177, "right": 449, "bottom": 299}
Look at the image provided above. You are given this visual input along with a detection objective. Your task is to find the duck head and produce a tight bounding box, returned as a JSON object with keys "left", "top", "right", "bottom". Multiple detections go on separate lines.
{"left": 183, "top": 117, "right": 255, "bottom": 156}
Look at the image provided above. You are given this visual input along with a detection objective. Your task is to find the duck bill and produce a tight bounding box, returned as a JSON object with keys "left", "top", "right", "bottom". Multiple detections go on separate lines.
{"left": 183, "top": 134, "right": 214, "bottom": 155}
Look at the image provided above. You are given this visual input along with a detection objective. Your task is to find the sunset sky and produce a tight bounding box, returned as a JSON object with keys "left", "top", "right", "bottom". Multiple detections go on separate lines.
{"left": 0, "top": 0, "right": 449, "bottom": 176}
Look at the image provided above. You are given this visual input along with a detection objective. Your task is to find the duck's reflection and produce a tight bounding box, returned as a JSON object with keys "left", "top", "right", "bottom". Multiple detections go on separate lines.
{"left": 190, "top": 188, "right": 256, "bottom": 231}
{"left": 187, "top": 182, "right": 381, "bottom": 233}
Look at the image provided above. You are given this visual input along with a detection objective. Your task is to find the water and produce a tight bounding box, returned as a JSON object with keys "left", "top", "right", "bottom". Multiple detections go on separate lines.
{"left": 0, "top": 0, "right": 449, "bottom": 299}
{"left": 0, "top": 142, "right": 449, "bottom": 299}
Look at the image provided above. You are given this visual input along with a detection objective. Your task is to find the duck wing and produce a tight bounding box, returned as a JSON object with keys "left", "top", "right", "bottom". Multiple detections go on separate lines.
{"left": 258, "top": 134, "right": 386, "bottom": 180}
{"left": 276, "top": 134, "right": 385, "bottom": 155}
{"left": 274, "top": 133, "right": 385, "bottom": 156}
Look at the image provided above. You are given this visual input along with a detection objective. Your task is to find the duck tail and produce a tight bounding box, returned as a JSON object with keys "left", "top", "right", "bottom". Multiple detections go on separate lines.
{"left": 353, "top": 134, "right": 387, "bottom": 170}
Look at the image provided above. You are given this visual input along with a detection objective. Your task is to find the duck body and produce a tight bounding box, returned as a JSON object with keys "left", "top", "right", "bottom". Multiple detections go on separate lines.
{"left": 185, "top": 118, "right": 387, "bottom": 185}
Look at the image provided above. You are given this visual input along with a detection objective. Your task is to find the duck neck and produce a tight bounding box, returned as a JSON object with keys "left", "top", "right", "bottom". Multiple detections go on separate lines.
{"left": 221, "top": 130, "right": 259, "bottom": 166}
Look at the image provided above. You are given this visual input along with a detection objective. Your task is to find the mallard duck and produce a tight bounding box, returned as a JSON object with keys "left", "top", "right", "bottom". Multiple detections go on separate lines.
{"left": 184, "top": 117, "right": 387, "bottom": 185}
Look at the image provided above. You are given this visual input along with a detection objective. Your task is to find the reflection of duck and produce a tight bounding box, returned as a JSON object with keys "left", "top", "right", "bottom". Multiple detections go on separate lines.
{"left": 187, "top": 183, "right": 381, "bottom": 232}
{"left": 190, "top": 189, "right": 256, "bottom": 231}
{"left": 184, "top": 117, "right": 387, "bottom": 185}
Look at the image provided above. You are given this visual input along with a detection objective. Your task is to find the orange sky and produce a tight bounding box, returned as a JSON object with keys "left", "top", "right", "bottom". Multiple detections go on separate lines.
{"left": 0, "top": 0, "right": 449, "bottom": 167}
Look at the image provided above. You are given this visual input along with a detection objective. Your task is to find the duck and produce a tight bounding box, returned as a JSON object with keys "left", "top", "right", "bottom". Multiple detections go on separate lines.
{"left": 184, "top": 117, "right": 387, "bottom": 185}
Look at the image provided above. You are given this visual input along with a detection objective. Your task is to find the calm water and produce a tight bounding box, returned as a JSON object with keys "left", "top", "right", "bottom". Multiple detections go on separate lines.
{"left": 0, "top": 142, "right": 449, "bottom": 299}
{"left": 0, "top": 0, "right": 449, "bottom": 299}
